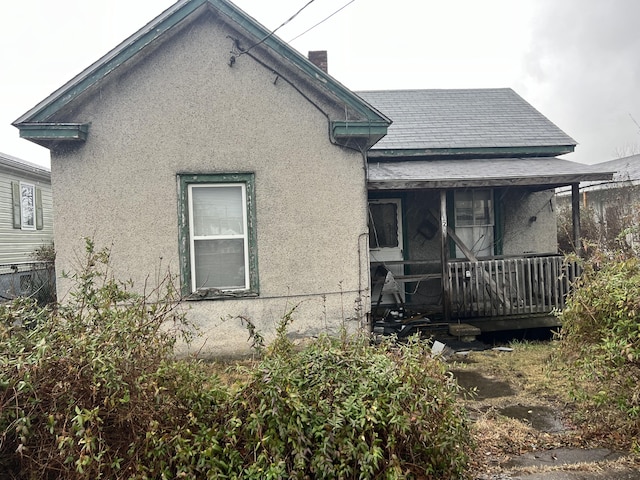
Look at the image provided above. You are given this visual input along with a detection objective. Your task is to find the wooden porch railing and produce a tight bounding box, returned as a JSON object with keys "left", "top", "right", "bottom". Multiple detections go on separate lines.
{"left": 447, "top": 255, "right": 581, "bottom": 318}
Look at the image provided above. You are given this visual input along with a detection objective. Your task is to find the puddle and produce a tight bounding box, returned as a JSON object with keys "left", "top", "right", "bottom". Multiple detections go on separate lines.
{"left": 452, "top": 370, "right": 514, "bottom": 399}
{"left": 499, "top": 404, "right": 565, "bottom": 432}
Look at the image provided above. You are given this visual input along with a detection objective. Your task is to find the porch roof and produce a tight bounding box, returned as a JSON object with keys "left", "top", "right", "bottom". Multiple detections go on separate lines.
{"left": 367, "top": 157, "right": 614, "bottom": 190}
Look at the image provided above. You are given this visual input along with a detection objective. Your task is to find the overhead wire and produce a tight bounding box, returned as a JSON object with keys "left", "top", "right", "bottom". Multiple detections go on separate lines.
{"left": 239, "top": 0, "right": 317, "bottom": 56}
{"left": 288, "top": 0, "right": 357, "bottom": 42}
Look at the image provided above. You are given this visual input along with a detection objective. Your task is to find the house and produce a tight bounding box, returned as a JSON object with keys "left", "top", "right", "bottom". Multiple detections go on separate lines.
{"left": 13, "top": 0, "right": 389, "bottom": 356}
{"left": 13, "top": 0, "right": 610, "bottom": 355}
{"left": 0, "top": 152, "right": 54, "bottom": 301}
{"left": 557, "top": 154, "right": 640, "bottom": 249}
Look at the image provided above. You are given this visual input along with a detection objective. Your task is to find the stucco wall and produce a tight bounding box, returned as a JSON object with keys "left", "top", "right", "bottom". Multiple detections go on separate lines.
{"left": 501, "top": 188, "right": 558, "bottom": 255}
{"left": 50, "top": 14, "right": 369, "bottom": 357}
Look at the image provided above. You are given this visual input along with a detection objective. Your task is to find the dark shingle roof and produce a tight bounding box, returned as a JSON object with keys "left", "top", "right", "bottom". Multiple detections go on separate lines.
{"left": 357, "top": 88, "right": 576, "bottom": 151}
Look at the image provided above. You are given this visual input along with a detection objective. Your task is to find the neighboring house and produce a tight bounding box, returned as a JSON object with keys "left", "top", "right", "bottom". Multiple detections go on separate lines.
{"left": 12, "top": 0, "right": 610, "bottom": 355}
{"left": 557, "top": 154, "right": 640, "bottom": 248}
{"left": 0, "top": 152, "right": 54, "bottom": 300}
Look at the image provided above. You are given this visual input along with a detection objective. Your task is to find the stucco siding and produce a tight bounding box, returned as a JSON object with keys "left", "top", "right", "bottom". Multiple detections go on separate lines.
{"left": 51, "top": 14, "right": 368, "bottom": 356}
{"left": 501, "top": 188, "right": 558, "bottom": 255}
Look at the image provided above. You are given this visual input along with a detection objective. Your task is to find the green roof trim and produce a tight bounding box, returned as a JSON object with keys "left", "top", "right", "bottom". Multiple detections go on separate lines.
{"left": 332, "top": 121, "right": 388, "bottom": 148}
{"left": 14, "top": 0, "right": 208, "bottom": 124}
{"left": 14, "top": 0, "right": 389, "bottom": 149}
{"left": 18, "top": 123, "right": 89, "bottom": 147}
{"left": 367, "top": 144, "right": 575, "bottom": 159}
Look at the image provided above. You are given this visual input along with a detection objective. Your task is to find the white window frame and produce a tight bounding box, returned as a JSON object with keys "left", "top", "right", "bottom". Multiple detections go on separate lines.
{"left": 454, "top": 189, "right": 495, "bottom": 258}
{"left": 187, "top": 183, "right": 250, "bottom": 291}
{"left": 20, "top": 182, "right": 36, "bottom": 231}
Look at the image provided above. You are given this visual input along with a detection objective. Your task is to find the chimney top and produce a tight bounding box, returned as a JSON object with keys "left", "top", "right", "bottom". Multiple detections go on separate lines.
{"left": 308, "top": 50, "right": 328, "bottom": 73}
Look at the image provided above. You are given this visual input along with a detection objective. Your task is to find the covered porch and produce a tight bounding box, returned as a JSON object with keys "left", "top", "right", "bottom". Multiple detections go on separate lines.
{"left": 367, "top": 157, "right": 612, "bottom": 333}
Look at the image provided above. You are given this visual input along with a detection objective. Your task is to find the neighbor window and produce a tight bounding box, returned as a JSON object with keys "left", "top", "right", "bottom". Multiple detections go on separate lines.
{"left": 454, "top": 189, "right": 494, "bottom": 258}
{"left": 178, "top": 173, "right": 258, "bottom": 298}
{"left": 12, "top": 181, "right": 43, "bottom": 230}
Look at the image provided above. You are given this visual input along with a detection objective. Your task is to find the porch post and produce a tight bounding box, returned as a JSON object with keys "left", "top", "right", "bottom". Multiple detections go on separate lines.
{"left": 571, "top": 183, "right": 582, "bottom": 256}
{"left": 440, "top": 191, "right": 451, "bottom": 321}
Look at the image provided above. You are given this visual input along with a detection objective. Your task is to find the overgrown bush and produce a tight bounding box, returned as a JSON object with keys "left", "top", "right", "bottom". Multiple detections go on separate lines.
{"left": 557, "top": 205, "right": 602, "bottom": 255}
{"left": 559, "top": 250, "right": 640, "bottom": 443}
{"left": 0, "top": 239, "right": 199, "bottom": 478}
{"left": 233, "top": 334, "right": 471, "bottom": 479}
{"left": 1, "top": 239, "right": 472, "bottom": 479}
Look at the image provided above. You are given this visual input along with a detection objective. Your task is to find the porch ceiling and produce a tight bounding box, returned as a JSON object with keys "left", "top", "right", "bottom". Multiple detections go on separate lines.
{"left": 367, "top": 157, "right": 614, "bottom": 190}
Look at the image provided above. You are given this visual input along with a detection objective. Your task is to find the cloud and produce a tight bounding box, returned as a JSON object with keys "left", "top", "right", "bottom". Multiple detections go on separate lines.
{"left": 524, "top": 0, "right": 640, "bottom": 163}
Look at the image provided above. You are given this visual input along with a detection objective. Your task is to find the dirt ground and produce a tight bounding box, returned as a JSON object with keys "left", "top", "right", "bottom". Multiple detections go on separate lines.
{"left": 446, "top": 340, "right": 640, "bottom": 479}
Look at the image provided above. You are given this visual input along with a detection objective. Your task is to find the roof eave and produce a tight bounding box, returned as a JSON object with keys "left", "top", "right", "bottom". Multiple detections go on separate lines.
{"left": 13, "top": 0, "right": 390, "bottom": 150}
{"left": 367, "top": 145, "right": 576, "bottom": 159}
{"left": 14, "top": 0, "right": 207, "bottom": 125}
{"left": 16, "top": 123, "right": 89, "bottom": 149}
{"left": 368, "top": 172, "right": 612, "bottom": 191}
{"left": 0, "top": 154, "right": 51, "bottom": 180}
{"left": 332, "top": 121, "right": 389, "bottom": 150}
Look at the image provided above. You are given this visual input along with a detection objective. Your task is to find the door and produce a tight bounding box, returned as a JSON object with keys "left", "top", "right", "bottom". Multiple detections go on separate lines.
{"left": 369, "top": 198, "right": 405, "bottom": 304}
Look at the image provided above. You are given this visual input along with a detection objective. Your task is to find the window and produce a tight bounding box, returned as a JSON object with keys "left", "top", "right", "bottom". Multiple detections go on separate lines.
{"left": 454, "top": 189, "right": 494, "bottom": 258}
{"left": 369, "top": 201, "right": 400, "bottom": 249}
{"left": 178, "top": 173, "right": 258, "bottom": 298}
{"left": 12, "top": 181, "right": 43, "bottom": 230}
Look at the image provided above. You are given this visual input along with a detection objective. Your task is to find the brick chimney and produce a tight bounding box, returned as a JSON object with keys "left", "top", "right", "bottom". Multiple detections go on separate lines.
{"left": 308, "top": 50, "right": 328, "bottom": 73}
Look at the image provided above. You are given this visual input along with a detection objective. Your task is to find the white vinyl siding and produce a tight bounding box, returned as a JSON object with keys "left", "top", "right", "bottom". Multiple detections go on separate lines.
{"left": 0, "top": 166, "right": 53, "bottom": 265}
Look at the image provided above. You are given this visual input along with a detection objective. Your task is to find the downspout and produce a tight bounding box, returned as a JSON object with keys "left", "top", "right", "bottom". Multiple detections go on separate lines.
{"left": 359, "top": 147, "right": 372, "bottom": 333}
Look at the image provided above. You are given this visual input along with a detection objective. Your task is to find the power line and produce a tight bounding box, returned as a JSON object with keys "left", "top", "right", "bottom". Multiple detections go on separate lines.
{"left": 289, "top": 0, "right": 357, "bottom": 43}
{"left": 239, "top": 0, "right": 317, "bottom": 56}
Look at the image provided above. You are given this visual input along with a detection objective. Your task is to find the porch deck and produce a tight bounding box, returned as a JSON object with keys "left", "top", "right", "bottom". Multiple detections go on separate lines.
{"left": 371, "top": 254, "right": 580, "bottom": 323}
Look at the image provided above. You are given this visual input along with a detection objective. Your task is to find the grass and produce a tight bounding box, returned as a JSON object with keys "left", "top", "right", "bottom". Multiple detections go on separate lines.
{"left": 453, "top": 339, "right": 640, "bottom": 477}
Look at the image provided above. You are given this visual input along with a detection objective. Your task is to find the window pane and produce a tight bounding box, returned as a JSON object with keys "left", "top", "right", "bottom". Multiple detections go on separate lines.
{"left": 192, "top": 186, "right": 244, "bottom": 236}
{"left": 473, "top": 190, "right": 493, "bottom": 225}
{"left": 21, "top": 184, "right": 35, "bottom": 229}
{"left": 194, "top": 239, "right": 246, "bottom": 289}
{"left": 455, "top": 225, "right": 494, "bottom": 258}
{"left": 455, "top": 191, "right": 474, "bottom": 226}
{"left": 369, "top": 203, "right": 398, "bottom": 248}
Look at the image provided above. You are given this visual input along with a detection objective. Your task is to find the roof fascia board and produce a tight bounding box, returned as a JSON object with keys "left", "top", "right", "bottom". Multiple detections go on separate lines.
{"left": 332, "top": 120, "right": 389, "bottom": 148}
{"left": 14, "top": 0, "right": 207, "bottom": 125}
{"left": 212, "top": 1, "right": 389, "bottom": 125}
{"left": 368, "top": 173, "right": 613, "bottom": 190}
{"left": 18, "top": 123, "right": 89, "bottom": 147}
{"left": 15, "top": 0, "right": 389, "bottom": 131}
{"left": 367, "top": 145, "right": 576, "bottom": 159}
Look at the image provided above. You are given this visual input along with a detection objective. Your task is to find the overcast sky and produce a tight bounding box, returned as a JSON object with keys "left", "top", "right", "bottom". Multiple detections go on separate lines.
{"left": 2, "top": 0, "right": 639, "bottom": 168}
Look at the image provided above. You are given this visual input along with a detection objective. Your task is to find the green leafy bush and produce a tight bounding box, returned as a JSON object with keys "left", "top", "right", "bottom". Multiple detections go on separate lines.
{"left": 230, "top": 334, "right": 471, "bottom": 479}
{"left": 559, "top": 252, "right": 640, "bottom": 441}
{"left": 1, "top": 239, "right": 471, "bottom": 479}
{"left": 0, "top": 239, "right": 198, "bottom": 478}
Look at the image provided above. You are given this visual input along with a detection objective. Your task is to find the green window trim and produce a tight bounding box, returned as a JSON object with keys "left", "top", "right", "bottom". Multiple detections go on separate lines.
{"left": 178, "top": 173, "right": 259, "bottom": 300}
